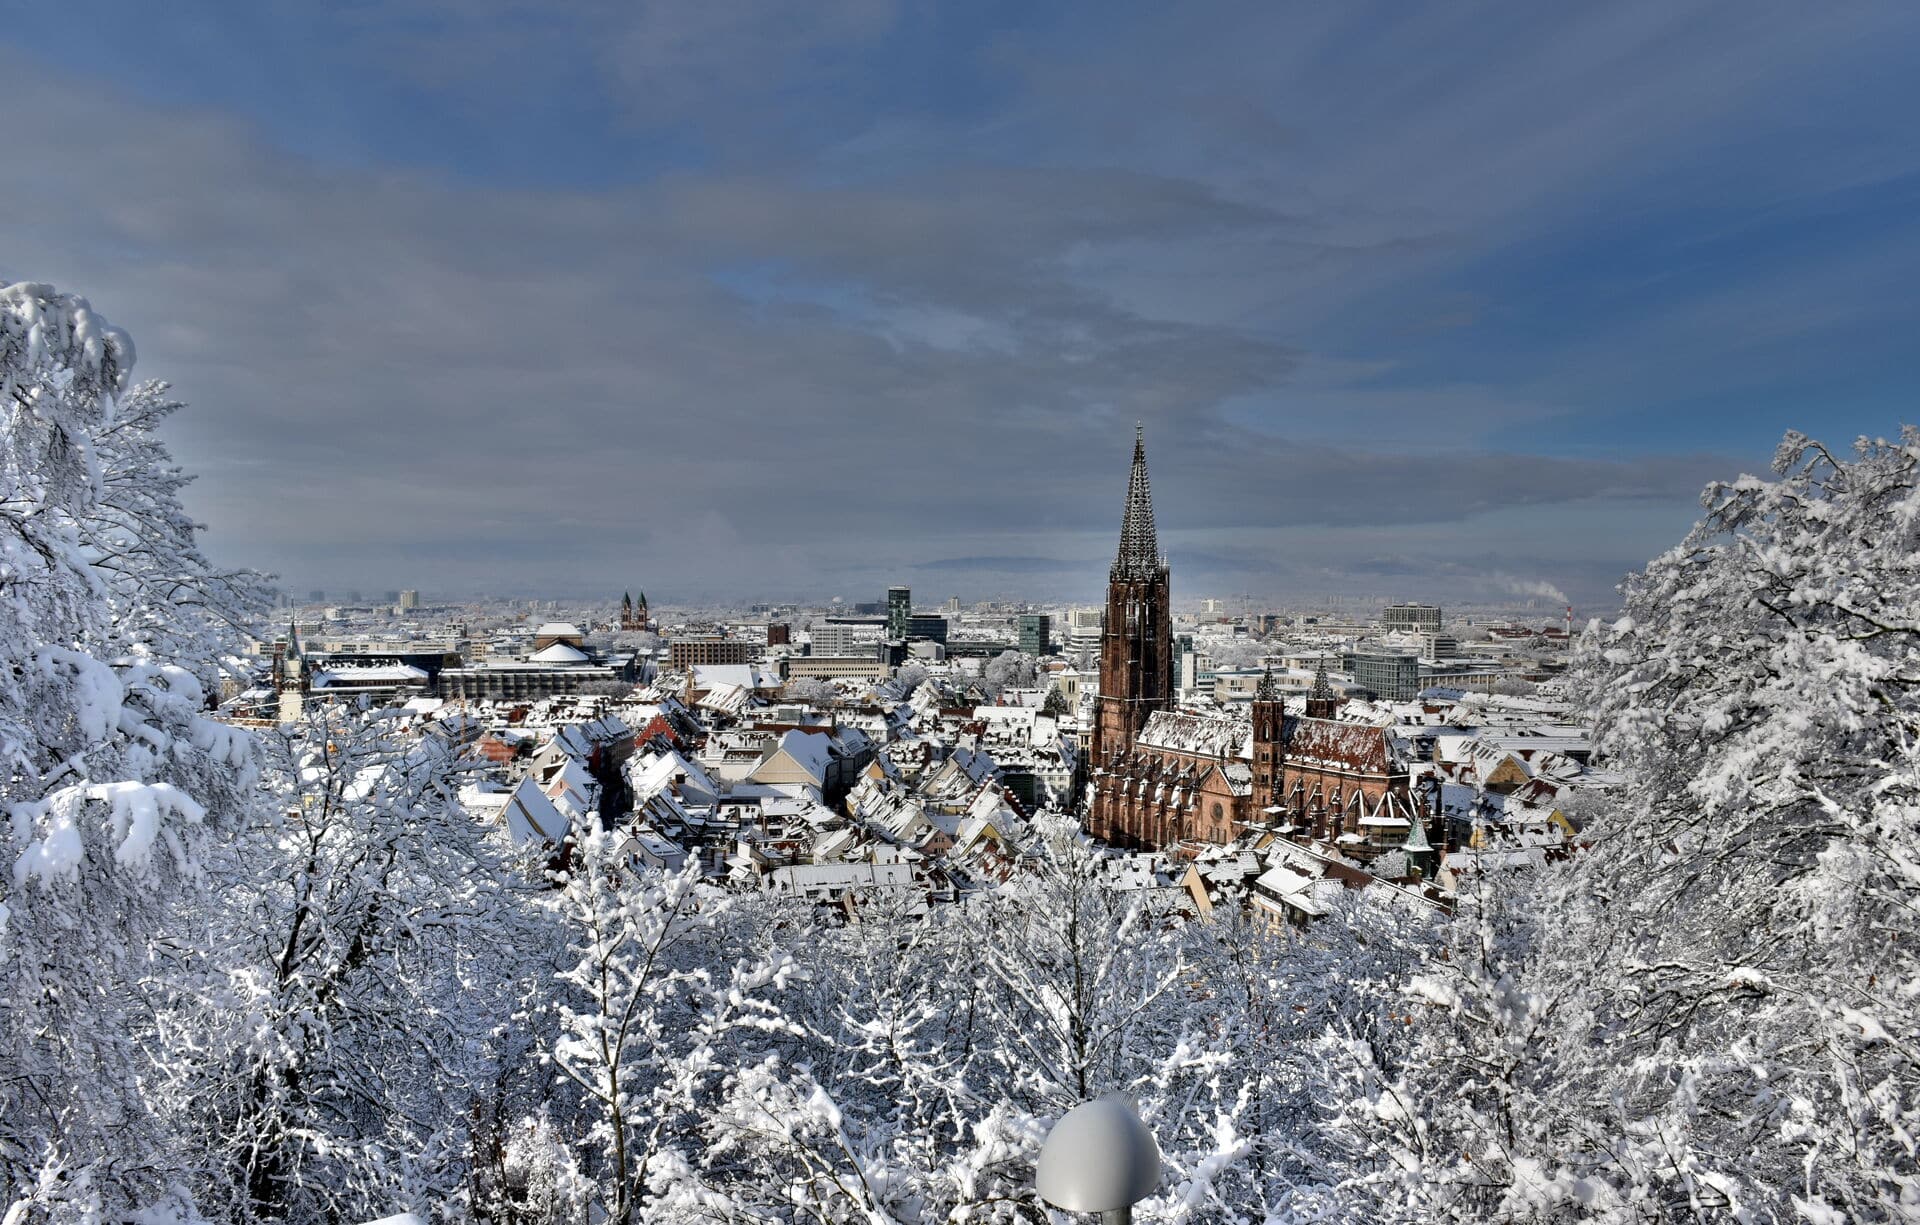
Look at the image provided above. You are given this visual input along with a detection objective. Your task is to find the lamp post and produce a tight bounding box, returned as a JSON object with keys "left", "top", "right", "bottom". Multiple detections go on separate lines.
{"left": 1035, "top": 1095, "right": 1162, "bottom": 1224}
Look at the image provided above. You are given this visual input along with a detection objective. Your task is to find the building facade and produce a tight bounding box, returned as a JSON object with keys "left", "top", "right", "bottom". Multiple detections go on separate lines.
{"left": 1064, "top": 607, "right": 1103, "bottom": 655}
{"left": 669, "top": 636, "right": 750, "bottom": 670}
{"left": 1349, "top": 650, "right": 1421, "bottom": 701}
{"left": 1017, "top": 613, "right": 1050, "bottom": 657}
{"left": 810, "top": 617, "right": 886, "bottom": 656}
{"left": 886, "top": 585, "right": 912, "bottom": 640}
{"left": 1383, "top": 602, "right": 1442, "bottom": 633}
{"left": 906, "top": 613, "right": 950, "bottom": 644}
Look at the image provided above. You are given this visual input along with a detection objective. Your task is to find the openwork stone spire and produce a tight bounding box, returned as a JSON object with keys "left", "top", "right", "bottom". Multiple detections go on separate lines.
{"left": 1309, "top": 659, "right": 1335, "bottom": 701}
{"left": 1256, "top": 662, "right": 1284, "bottom": 701}
{"left": 1111, "top": 424, "right": 1165, "bottom": 581}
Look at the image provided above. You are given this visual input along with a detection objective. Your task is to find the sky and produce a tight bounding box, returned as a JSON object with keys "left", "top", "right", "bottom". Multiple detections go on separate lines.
{"left": 5, "top": 1, "right": 1919, "bottom": 609}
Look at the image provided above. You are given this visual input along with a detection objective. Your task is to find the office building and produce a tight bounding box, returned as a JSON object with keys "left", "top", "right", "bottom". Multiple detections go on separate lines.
{"left": 906, "top": 613, "right": 949, "bottom": 644}
{"left": 1065, "top": 607, "right": 1103, "bottom": 655}
{"left": 669, "top": 636, "right": 750, "bottom": 670}
{"left": 886, "top": 585, "right": 912, "bottom": 640}
{"left": 1349, "top": 650, "right": 1422, "bottom": 701}
{"left": 1018, "top": 613, "right": 1051, "bottom": 656}
{"left": 1383, "top": 603, "right": 1443, "bottom": 634}
{"left": 811, "top": 617, "right": 885, "bottom": 656}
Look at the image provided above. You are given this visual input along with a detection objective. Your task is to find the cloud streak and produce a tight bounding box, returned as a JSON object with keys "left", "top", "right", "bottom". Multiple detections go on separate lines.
{"left": 2, "top": 1, "right": 1916, "bottom": 605}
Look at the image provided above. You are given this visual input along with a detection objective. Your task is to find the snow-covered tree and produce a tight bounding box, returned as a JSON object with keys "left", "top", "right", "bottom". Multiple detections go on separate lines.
{"left": 1330, "top": 428, "right": 1920, "bottom": 1221}
{"left": 784, "top": 677, "right": 840, "bottom": 705}
{"left": 542, "top": 834, "right": 796, "bottom": 1225}
{"left": 981, "top": 650, "right": 1037, "bottom": 696}
{"left": 78, "top": 380, "right": 266, "bottom": 680}
{"left": 1, "top": 283, "right": 262, "bottom": 1221}
{"left": 974, "top": 818, "right": 1183, "bottom": 1107}
{"left": 167, "top": 704, "right": 552, "bottom": 1223}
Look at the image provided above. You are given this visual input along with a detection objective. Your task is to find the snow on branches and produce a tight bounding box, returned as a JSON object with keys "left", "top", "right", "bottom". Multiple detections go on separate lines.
{"left": 1326, "top": 428, "right": 1920, "bottom": 1223}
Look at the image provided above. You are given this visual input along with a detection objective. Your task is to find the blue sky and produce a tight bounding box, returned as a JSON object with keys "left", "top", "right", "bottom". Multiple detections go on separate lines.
{"left": 5, "top": 1, "right": 1918, "bottom": 607}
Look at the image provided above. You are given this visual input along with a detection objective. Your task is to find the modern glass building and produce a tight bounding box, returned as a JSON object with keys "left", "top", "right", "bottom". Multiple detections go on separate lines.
{"left": 1017, "top": 613, "right": 1051, "bottom": 656}
{"left": 886, "top": 585, "right": 912, "bottom": 640}
{"left": 1347, "top": 650, "right": 1421, "bottom": 701}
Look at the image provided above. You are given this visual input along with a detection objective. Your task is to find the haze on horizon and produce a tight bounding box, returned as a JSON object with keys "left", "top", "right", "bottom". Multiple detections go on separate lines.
{"left": 4, "top": 1, "right": 1917, "bottom": 607}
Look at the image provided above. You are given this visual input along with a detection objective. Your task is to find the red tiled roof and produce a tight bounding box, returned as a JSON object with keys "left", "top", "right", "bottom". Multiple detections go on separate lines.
{"left": 1281, "top": 716, "right": 1395, "bottom": 774}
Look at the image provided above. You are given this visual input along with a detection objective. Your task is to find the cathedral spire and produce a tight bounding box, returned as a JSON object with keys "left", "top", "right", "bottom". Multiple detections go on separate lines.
{"left": 1112, "top": 424, "right": 1163, "bottom": 581}
{"left": 1309, "top": 659, "right": 1334, "bottom": 701}
{"left": 1255, "top": 661, "right": 1283, "bottom": 702}
{"left": 1305, "top": 657, "right": 1340, "bottom": 720}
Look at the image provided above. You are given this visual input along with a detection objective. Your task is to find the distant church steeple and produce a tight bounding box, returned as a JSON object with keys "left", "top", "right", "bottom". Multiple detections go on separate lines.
{"left": 1089, "top": 425, "right": 1175, "bottom": 847}
{"left": 621, "top": 589, "right": 650, "bottom": 631}
{"left": 276, "top": 620, "right": 308, "bottom": 722}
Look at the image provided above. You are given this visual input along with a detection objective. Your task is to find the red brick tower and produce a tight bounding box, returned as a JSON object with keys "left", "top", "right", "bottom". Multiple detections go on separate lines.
{"left": 1091, "top": 427, "right": 1174, "bottom": 786}
{"left": 1251, "top": 665, "right": 1286, "bottom": 817}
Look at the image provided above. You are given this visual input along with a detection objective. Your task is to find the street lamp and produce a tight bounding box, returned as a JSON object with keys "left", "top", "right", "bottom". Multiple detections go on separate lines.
{"left": 1035, "top": 1095, "right": 1162, "bottom": 1224}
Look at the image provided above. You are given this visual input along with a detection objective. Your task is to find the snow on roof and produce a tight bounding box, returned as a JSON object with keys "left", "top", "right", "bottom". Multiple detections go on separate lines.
{"left": 694, "top": 663, "right": 770, "bottom": 691}
{"left": 1253, "top": 864, "right": 1335, "bottom": 916}
{"left": 628, "top": 827, "right": 686, "bottom": 862}
{"left": 696, "top": 682, "right": 751, "bottom": 716}
{"left": 757, "top": 729, "right": 833, "bottom": 785}
{"left": 628, "top": 747, "right": 721, "bottom": 807}
{"left": 535, "top": 622, "right": 583, "bottom": 637}
{"left": 1281, "top": 716, "right": 1397, "bottom": 773}
{"left": 459, "top": 783, "right": 512, "bottom": 813}
{"left": 312, "top": 663, "right": 429, "bottom": 685}
{"left": 504, "top": 777, "right": 570, "bottom": 847}
{"left": 767, "top": 861, "right": 914, "bottom": 895}
{"left": 1136, "top": 711, "right": 1251, "bottom": 759}
{"left": 529, "top": 641, "right": 592, "bottom": 664}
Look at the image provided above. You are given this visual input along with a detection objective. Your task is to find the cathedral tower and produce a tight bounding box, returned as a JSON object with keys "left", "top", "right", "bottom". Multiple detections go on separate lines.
{"left": 1304, "top": 658, "right": 1341, "bottom": 720}
{"left": 1091, "top": 426, "right": 1174, "bottom": 771}
{"left": 1251, "top": 664, "right": 1286, "bottom": 814}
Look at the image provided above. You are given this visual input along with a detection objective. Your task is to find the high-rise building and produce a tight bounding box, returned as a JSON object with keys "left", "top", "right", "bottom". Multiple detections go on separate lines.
{"left": 946, "top": 596, "right": 961, "bottom": 614}
{"left": 1383, "top": 602, "right": 1442, "bottom": 633}
{"left": 886, "top": 585, "right": 912, "bottom": 640}
{"left": 906, "top": 613, "right": 949, "bottom": 644}
{"left": 398, "top": 589, "right": 420, "bottom": 611}
{"left": 1018, "top": 614, "right": 1051, "bottom": 657}
{"left": 1064, "top": 607, "right": 1103, "bottom": 655}
{"left": 1091, "top": 427, "right": 1174, "bottom": 775}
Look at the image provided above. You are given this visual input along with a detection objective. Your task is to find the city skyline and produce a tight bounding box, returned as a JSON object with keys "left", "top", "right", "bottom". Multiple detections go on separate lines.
{"left": 6, "top": 3, "right": 1919, "bottom": 605}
